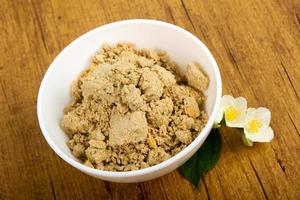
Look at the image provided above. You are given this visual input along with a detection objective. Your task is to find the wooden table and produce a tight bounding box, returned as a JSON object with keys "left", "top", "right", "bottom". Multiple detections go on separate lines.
{"left": 1, "top": 0, "right": 299, "bottom": 199}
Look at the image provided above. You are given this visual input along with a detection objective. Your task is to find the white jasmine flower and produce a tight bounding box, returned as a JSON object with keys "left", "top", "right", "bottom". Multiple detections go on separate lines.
{"left": 244, "top": 107, "right": 274, "bottom": 142}
{"left": 215, "top": 95, "right": 247, "bottom": 128}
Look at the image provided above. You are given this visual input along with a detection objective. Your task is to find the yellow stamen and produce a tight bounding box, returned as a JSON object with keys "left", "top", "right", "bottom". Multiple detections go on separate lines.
{"left": 246, "top": 119, "right": 262, "bottom": 133}
{"left": 225, "top": 106, "right": 241, "bottom": 121}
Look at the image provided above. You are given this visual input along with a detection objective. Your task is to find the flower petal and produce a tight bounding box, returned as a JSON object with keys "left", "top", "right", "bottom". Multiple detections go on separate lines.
{"left": 221, "top": 95, "right": 234, "bottom": 110}
{"left": 226, "top": 112, "right": 246, "bottom": 128}
{"left": 246, "top": 108, "right": 256, "bottom": 120}
{"left": 234, "top": 97, "right": 247, "bottom": 112}
{"left": 225, "top": 97, "right": 247, "bottom": 128}
{"left": 215, "top": 106, "right": 224, "bottom": 124}
{"left": 244, "top": 125, "right": 274, "bottom": 142}
{"left": 255, "top": 107, "right": 271, "bottom": 126}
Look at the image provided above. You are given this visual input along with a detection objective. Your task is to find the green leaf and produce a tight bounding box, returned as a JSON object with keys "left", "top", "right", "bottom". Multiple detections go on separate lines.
{"left": 220, "top": 116, "right": 226, "bottom": 126}
{"left": 241, "top": 131, "right": 253, "bottom": 147}
{"left": 179, "top": 128, "right": 222, "bottom": 187}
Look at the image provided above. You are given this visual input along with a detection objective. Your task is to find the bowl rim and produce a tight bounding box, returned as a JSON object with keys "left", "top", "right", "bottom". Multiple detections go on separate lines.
{"left": 37, "top": 19, "right": 222, "bottom": 178}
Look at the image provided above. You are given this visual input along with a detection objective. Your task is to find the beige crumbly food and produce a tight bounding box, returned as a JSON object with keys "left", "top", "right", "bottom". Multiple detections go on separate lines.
{"left": 185, "top": 63, "right": 209, "bottom": 92}
{"left": 61, "top": 42, "right": 209, "bottom": 171}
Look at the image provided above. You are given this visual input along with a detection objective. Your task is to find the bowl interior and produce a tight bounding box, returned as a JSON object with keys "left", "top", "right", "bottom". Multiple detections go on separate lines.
{"left": 38, "top": 20, "right": 220, "bottom": 170}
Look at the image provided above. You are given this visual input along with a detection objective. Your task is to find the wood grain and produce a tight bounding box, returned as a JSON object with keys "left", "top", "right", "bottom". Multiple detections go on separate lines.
{"left": 0, "top": 0, "right": 299, "bottom": 199}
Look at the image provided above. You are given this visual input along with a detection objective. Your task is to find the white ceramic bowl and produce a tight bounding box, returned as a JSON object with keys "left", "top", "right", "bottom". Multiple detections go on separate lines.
{"left": 37, "top": 19, "right": 222, "bottom": 183}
